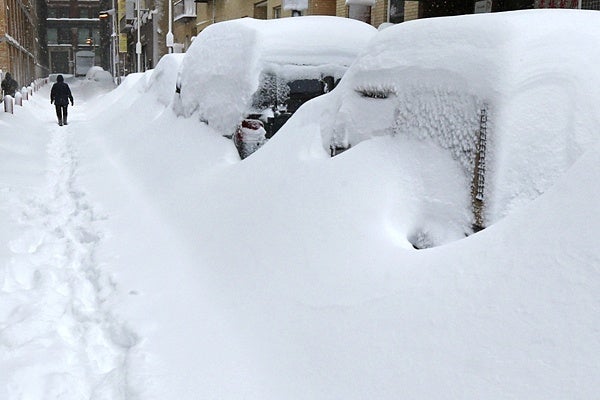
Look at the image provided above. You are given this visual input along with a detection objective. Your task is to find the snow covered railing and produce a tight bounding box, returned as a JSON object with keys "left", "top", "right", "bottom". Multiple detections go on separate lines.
{"left": 33, "top": 77, "right": 48, "bottom": 91}
{"left": 3, "top": 95, "right": 14, "bottom": 113}
{"left": 3, "top": 78, "right": 48, "bottom": 113}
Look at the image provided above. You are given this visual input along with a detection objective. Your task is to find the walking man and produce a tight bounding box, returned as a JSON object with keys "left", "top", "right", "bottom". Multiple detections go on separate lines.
{"left": 50, "top": 75, "right": 74, "bottom": 126}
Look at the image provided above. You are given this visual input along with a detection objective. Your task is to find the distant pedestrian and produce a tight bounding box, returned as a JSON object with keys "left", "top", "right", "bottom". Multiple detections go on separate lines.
{"left": 1, "top": 72, "right": 18, "bottom": 97}
{"left": 50, "top": 75, "right": 73, "bottom": 126}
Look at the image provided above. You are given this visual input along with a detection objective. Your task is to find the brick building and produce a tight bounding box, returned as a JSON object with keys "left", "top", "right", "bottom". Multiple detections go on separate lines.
{"left": 0, "top": 0, "right": 47, "bottom": 86}
{"left": 139, "top": 0, "right": 600, "bottom": 75}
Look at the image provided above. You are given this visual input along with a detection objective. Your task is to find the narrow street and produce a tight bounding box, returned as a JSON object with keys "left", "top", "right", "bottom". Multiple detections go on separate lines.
{"left": 2, "top": 11, "right": 600, "bottom": 395}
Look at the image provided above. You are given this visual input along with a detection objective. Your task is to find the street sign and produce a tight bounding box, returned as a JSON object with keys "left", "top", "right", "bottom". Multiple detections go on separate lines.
{"left": 119, "top": 34, "right": 127, "bottom": 52}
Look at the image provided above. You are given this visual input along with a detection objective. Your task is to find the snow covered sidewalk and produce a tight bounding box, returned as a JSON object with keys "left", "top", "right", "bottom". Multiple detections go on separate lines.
{"left": 1, "top": 83, "right": 139, "bottom": 399}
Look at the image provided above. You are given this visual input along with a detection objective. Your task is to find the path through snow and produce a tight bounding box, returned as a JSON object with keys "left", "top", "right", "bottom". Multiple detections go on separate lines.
{"left": 1, "top": 112, "right": 139, "bottom": 399}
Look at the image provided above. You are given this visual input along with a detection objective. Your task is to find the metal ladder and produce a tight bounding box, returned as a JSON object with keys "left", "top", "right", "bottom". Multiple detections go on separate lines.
{"left": 472, "top": 106, "right": 488, "bottom": 232}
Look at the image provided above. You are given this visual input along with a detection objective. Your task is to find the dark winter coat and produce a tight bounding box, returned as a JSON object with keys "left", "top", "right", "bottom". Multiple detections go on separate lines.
{"left": 1, "top": 73, "right": 18, "bottom": 97}
{"left": 51, "top": 78, "right": 74, "bottom": 106}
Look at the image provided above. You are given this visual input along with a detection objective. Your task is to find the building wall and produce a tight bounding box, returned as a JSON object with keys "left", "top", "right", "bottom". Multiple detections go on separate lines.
{"left": 218, "top": 0, "right": 254, "bottom": 20}
{"left": 404, "top": 0, "right": 420, "bottom": 20}
{"left": 122, "top": 0, "right": 171, "bottom": 73}
{"left": 335, "top": 0, "right": 389, "bottom": 26}
{"left": 266, "top": 0, "right": 293, "bottom": 18}
{"left": 171, "top": 0, "right": 600, "bottom": 64}
{"left": 535, "top": 0, "right": 578, "bottom": 7}
{"left": 371, "top": 0, "right": 388, "bottom": 26}
{"left": 336, "top": 0, "right": 348, "bottom": 17}
{"left": 173, "top": 19, "right": 196, "bottom": 52}
{"left": 309, "top": 0, "right": 336, "bottom": 15}
{"left": 582, "top": 0, "right": 600, "bottom": 8}
{"left": 0, "top": 0, "right": 8, "bottom": 73}
{"left": 188, "top": 0, "right": 334, "bottom": 43}
{"left": 0, "top": 0, "right": 45, "bottom": 85}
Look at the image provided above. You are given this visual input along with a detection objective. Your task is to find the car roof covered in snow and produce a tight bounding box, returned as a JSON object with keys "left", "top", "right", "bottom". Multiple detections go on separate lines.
{"left": 190, "top": 16, "right": 376, "bottom": 69}
{"left": 175, "top": 16, "right": 377, "bottom": 135}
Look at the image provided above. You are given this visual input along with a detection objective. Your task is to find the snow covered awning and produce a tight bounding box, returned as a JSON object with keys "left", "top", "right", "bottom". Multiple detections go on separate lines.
{"left": 345, "top": 0, "right": 377, "bottom": 6}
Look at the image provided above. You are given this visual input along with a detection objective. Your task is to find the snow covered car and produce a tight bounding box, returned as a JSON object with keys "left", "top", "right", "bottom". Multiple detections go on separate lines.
{"left": 174, "top": 16, "right": 377, "bottom": 159}
{"left": 269, "top": 10, "right": 600, "bottom": 246}
{"left": 234, "top": 76, "right": 337, "bottom": 158}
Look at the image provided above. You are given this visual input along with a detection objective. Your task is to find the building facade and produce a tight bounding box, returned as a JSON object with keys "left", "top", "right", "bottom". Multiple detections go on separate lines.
{"left": 46, "top": 0, "right": 111, "bottom": 75}
{"left": 340, "top": 0, "right": 599, "bottom": 25}
{"left": 0, "top": 0, "right": 47, "bottom": 86}
{"left": 119, "top": 0, "right": 169, "bottom": 74}
{"left": 128, "top": 0, "right": 600, "bottom": 76}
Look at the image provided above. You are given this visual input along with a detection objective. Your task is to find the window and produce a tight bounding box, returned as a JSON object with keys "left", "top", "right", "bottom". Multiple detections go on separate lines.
{"left": 389, "top": 0, "right": 404, "bottom": 23}
{"left": 273, "top": 6, "right": 281, "bottom": 18}
{"left": 58, "top": 28, "right": 71, "bottom": 44}
{"left": 582, "top": 0, "right": 600, "bottom": 8}
{"left": 79, "top": 8, "right": 89, "bottom": 18}
{"left": 348, "top": 4, "right": 371, "bottom": 23}
{"left": 47, "top": 28, "right": 58, "bottom": 44}
{"left": 254, "top": 1, "right": 267, "bottom": 19}
{"left": 55, "top": 7, "right": 69, "bottom": 18}
{"left": 173, "top": 0, "right": 197, "bottom": 20}
{"left": 78, "top": 28, "right": 92, "bottom": 44}
{"left": 536, "top": 0, "right": 580, "bottom": 7}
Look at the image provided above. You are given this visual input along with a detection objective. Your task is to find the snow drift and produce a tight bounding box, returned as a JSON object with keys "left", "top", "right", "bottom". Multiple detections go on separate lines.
{"left": 0, "top": 9, "right": 599, "bottom": 400}
{"left": 304, "top": 9, "right": 600, "bottom": 227}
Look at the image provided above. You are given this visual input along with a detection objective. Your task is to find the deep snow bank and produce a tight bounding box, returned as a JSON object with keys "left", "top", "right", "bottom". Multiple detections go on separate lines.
{"left": 74, "top": 53, "right": 600, "bottom": 398}
{"left": 294, "top": 10, "right": 600, "bottom": 227}
{"left": 1, "top": 10, "right": 598, "bottom": 400}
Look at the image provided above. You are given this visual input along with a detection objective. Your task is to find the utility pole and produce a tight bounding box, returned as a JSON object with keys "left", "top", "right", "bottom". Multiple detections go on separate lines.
{"left": 112, "top": 0, "right": 120, "bottom": 83}
{"left": 166, "top": 0, "right": 173, "bottom": 53}
{"left": 136, "top": 0, "right": 142, "bottom": 72}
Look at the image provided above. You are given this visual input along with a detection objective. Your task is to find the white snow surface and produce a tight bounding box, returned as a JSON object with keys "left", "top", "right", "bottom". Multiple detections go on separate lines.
{"left": 85, "top": 66, "right": 114, "bottom": 83}
{"left": 0, "top": 10, "right": 599, "bottom": 400}
{"left": 175, "top": 16, "right": 377, "bottom": 135}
